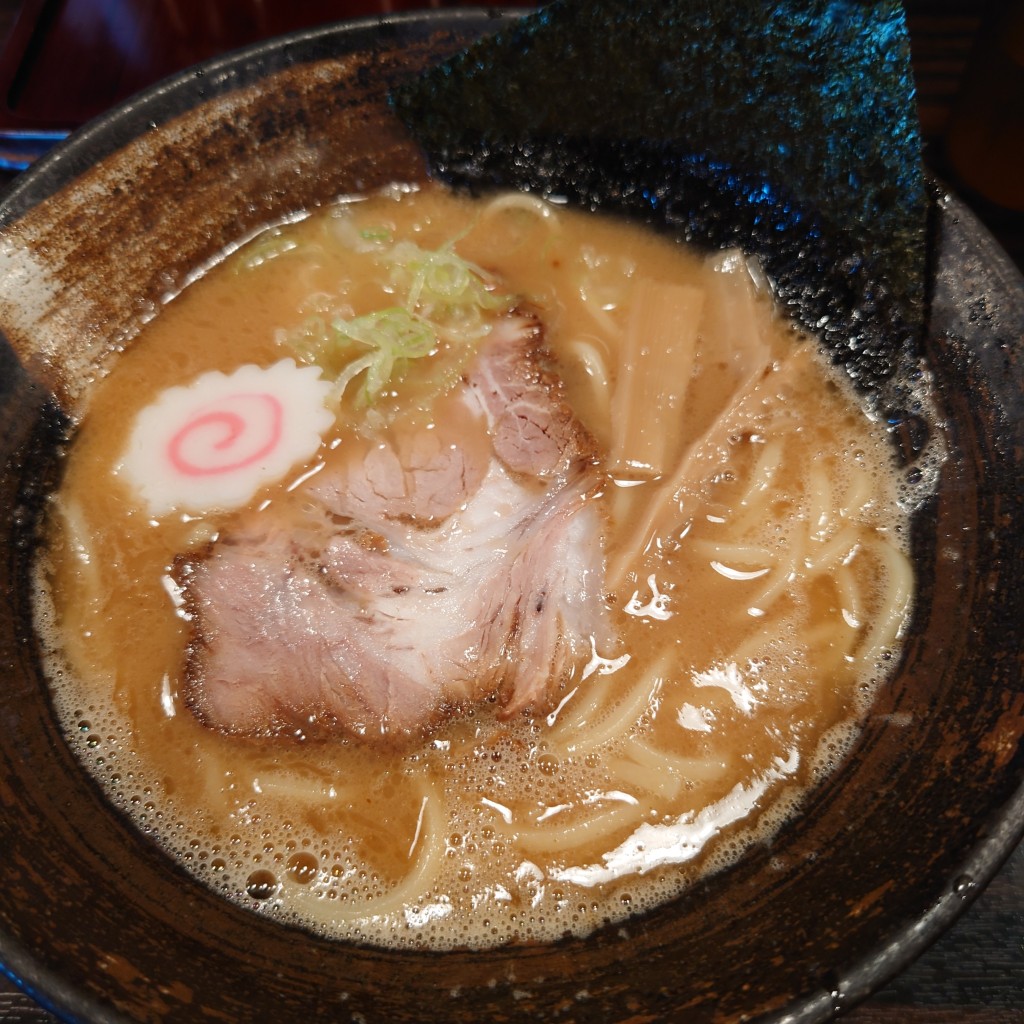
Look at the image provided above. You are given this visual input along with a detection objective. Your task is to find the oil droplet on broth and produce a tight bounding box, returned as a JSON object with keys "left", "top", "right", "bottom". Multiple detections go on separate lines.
{"left": 246, "top": 869, "right": 279, "bottom": 901}
{"left": 286, "top": 852, "right": 320, "bottom": 886}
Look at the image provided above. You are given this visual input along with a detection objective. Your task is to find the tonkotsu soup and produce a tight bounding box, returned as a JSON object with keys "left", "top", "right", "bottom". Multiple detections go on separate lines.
{"left": 34, "top": 182, "right": 921, "bottom": 950}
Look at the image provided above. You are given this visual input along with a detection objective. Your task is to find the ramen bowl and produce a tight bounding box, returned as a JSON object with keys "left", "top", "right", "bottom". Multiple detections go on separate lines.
{"left": 0, "top": 10, "right": 1022, "bottom": 1023}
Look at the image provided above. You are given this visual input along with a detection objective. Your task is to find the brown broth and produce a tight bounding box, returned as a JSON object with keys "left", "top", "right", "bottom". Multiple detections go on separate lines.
{"left": 34, "top": 183, "right": 917, "bottom": 949}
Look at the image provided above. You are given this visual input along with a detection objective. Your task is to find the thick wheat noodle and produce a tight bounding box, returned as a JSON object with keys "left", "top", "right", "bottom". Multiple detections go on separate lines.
{"left": 803, "top": 528, "right": 861, "bottom": 574}
{"left": 854, "top": 538, "right": 914, "bottom": 668}
{"left": 194, "top": 754, "right": 356, "bottom": 822}
{"left": 625, "top": 735, "right": 731, "bottom": 784}
{"left": 197, "top": 749, "right": 236, "bottom": 819}
{"left": 305, "top": 775, "right": 448, "bottom": 925}
{"left": 549, "top": 654, "right": 668, "bottom": 740}
{"left": 798, "top": 535, "right": 909, "bottom": 673}
{"left": 802, "top": 612, "right": 857, "bottom": 649}
{"left": 57, "top": 499, "right": 102, "bottom": 603}
{"left": 250, "top": 767, "right": 360, "bottom": 808}
{"left": 604, "top": 753, "right": 684, "bottom": 801}
{"left": 801, "top": 613, "right": 859, "bottom": 676}
{"left": 509, "top": 799, "right": 645, "bottom": 855}
{"left": 688, "top": 538, "right": 775, "bottom": 569}
{"left": 806, "top": 463, "right": 835, "bottom": 543}
{"left": 725, "top": 612, "right": 801, "bottom": 670}
{"left": 478, "top": 191, "right": 560, "bottom": 223}
{"left": 747, "top": 528, "right": 807, "bottom": 610}
{"left": 834, "top": 560, "right": 863, "bottom": 622}
{"left": 607, "top": 352, "right": 801, "bottom": 591}
{"left": 378, "top": 777, "right": 448, "bottom": 905}
{"left": 552, "top": 675, "right": 663, "bottom": 757}
{"left": 576, "top": 287, "right": 621, "bottom": 338}
{"left": 565, "top": 336, "right": 613, "bottom": 410}
{"left": 728, "top": 437, "right": 786, "bottom": 533}
{"left": 551, "top": 660, "right": 668, "bottom": 755}
{"left": 547, "top": 679, "right": 608, "bottom": 737}
{"left": 841, "top": 463, "right": 877, "bottom": 517}
{"left": 803, "top": 527, "right": 893, "bottom": 638}
{"left": 193, "top": 748, "right": 359, "bottom": 823}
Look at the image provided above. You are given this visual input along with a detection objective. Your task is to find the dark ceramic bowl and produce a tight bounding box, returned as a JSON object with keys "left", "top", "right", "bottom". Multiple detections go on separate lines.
{"left": 0, "top": 10, "right": 1022, "bottom": 1024}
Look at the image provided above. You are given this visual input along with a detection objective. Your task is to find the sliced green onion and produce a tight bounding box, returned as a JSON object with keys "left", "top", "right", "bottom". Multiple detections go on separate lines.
{"left": 331, "top": 307, "right": 437, "bottom": 405}
{"left": 385, "top": 241, "right": 514, "bottom": 321}
{"left": 280, "top": 238, "right": 517, "bottom": 414}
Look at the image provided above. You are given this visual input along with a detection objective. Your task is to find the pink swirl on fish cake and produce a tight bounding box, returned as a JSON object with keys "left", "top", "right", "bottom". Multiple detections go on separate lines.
{"left": 167, "top": 393, "right": 283, "bottom": 477}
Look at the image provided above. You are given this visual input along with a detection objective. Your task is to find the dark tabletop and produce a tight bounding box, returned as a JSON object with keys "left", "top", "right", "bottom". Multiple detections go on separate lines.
{"left": 0, "top": 1, "right": 1021, "bottom": 1021}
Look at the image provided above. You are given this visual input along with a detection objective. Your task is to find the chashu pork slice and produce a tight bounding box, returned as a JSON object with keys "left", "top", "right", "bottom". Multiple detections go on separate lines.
{"left": 178, "top": 313, "right": 612, "bottom": 741}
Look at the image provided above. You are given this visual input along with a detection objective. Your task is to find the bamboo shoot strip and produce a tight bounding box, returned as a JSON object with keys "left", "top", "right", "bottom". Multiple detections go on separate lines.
{"left": 606, "top": 263, "right": 784, "bottom": 591}
{"left": 608, "top": 279, "right": 704, "bottom": 478}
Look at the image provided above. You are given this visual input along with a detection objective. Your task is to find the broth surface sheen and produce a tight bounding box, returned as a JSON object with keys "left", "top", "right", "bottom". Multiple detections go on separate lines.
{"left": 35, "top": 183, "right": 918, "bottom": 950}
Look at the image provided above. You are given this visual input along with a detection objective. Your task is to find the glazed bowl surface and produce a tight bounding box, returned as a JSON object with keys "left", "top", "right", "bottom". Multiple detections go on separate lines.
{"left": 0, "top": 10, "right": 1022, "bottom": 1024}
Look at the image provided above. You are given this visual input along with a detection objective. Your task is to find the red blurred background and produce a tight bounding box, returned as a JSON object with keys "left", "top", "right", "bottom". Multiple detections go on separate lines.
{"left": 0, "top": 0, "right": 1017, "bottom": 267}
{"left": 0, "top": 0, "right": 528, "bottom": 131}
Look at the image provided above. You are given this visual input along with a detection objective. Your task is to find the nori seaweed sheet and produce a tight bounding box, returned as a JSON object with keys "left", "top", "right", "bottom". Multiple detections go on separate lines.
{"left": 391, "top": 0, "right": 927, "bottom": 395}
